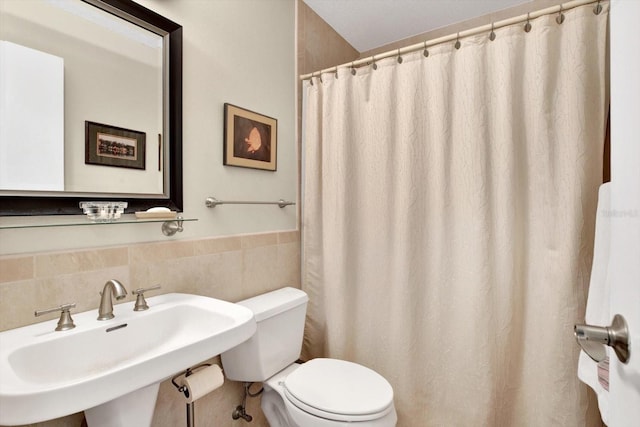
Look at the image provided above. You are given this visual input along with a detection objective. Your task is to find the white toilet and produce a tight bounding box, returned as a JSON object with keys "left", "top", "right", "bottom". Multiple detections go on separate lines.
{"left": 221, "top": 287, "right": 397, "bottom": 427}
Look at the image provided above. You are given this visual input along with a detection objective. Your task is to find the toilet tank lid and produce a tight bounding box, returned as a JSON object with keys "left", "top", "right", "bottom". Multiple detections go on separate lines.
{"left": 237, "top": 287, "right": 308, "bottom": 322}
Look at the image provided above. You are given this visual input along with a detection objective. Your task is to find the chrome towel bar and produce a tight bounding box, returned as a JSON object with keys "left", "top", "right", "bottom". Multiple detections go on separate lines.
{"left": 205, "top": 197, "right": 295, "bottom": 209}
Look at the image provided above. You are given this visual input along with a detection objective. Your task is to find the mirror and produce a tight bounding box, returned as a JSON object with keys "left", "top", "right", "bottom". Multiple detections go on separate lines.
{"left": 0, "top": 0, "right": 182, "bottom": 215}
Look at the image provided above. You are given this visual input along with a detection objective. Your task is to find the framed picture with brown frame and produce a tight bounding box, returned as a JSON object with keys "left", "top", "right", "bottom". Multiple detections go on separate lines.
{"left": 85, "top": 121, "right": 146, "bottom": 170}
{"left": 223, "top": 103, "right": 277, "bottom": 171}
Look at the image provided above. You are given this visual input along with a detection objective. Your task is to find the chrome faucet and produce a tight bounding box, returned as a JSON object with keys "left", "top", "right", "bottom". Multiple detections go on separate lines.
{"left": 97, "top": 279, "right": 128, "bottom": 320}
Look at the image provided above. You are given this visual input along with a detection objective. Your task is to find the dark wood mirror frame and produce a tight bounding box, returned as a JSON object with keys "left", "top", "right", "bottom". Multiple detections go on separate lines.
{"left": 0, "top": 0, "right": 182, "bottom": 216}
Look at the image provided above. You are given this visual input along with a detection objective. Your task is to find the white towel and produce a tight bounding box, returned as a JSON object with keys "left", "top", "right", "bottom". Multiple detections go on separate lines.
{"left": 577, "top": 182, "right": 611, "bottom": 424}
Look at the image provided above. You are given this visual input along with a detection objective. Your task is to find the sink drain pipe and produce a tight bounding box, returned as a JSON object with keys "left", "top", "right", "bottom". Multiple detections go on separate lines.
{"left": 171, "top": 363, "right": 225, "bottom": 427}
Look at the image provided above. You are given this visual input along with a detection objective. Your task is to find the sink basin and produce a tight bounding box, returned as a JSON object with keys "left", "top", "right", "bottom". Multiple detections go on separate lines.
{"left": 0, "top": 293, "right": 256, "bottom": 426}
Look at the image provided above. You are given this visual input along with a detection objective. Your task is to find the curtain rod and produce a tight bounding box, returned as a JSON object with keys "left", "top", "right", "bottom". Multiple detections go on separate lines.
{"left": 300, "top": 0, "right": 604, "bottom": 80}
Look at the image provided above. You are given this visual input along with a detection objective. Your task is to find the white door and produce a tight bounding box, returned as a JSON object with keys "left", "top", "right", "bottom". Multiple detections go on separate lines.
{"left": 608, "top": 0, "right": 640, "bottom": 425}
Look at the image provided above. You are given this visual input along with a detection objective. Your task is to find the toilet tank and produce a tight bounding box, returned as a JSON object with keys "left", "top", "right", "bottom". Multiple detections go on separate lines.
{"left": 221, "top": 287, "right": 308, "bottom": 382}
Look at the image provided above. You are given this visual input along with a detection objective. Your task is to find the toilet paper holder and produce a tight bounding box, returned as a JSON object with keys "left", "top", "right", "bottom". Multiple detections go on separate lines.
{"left": 171, "top": 363, "right": 212, "bottom": 427}
{"left": 574, "top": 314, "right": 630, "bottom": 364}
{"left": 171, "top": 363, "right": 212, "bottom": 398}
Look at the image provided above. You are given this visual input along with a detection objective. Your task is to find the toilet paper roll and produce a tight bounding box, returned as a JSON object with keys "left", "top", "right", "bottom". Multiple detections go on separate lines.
{"left": 179, "top": 364, "right": 224, "bottom": 403}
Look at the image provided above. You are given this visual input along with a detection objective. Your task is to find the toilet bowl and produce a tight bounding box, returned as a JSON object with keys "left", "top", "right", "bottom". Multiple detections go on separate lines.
{"left": 260, "top": 361, "right": 397, "bottom": 427}
{"left": 274, "top": 359, "right": 396, "bottom": 427}
{"left": 221, "top": 287, "right": 397, "bottom": 427}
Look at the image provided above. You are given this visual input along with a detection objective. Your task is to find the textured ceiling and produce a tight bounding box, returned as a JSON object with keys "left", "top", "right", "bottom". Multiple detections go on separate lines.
{"left": 302, "top": 0, "right": 533, "bottom": 52}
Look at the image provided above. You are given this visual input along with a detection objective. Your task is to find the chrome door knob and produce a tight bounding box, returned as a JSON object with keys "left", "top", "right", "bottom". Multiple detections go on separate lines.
{"left": 574, "top": 314, "right": 630, "bottom": 364}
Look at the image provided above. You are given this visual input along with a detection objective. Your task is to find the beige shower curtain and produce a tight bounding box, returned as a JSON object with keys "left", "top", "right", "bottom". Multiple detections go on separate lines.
{"left": 302, "top": 4, "right": 608, "bottom": 426}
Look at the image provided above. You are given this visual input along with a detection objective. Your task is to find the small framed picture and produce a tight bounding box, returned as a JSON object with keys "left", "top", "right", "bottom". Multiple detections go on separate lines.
{"left": 85, "top": 121, "right": 146, "bottom": 170}
{"left": 224, "top": 103, "right": 277, "bottom": 171}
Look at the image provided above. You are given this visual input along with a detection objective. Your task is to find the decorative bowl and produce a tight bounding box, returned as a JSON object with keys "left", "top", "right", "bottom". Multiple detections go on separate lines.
{"left": 79, "top": 201, "right": 128, "bottom": 222}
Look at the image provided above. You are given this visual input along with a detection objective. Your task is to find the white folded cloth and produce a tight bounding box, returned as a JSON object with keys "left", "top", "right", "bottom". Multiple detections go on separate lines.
{"left": 577, "top": 182, "right": 611, "bottom": 424}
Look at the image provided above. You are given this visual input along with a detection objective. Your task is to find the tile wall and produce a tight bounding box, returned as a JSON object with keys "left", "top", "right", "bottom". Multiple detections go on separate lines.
{"left": 0, "top": 231, "right": 299, "bottom": 427}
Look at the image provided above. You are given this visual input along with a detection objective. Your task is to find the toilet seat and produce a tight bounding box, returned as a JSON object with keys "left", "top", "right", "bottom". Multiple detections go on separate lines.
{"left": 283, "top": 358, "right": 394, "bottom": 422}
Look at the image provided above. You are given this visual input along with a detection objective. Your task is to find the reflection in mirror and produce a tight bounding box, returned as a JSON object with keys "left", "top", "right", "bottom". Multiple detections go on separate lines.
{"left": 0, "top": 0, "right": 182, "bottom": 215}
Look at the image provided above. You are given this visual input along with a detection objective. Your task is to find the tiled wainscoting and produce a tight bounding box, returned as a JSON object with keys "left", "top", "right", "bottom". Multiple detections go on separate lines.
{"left": 0, "top": 230, "right": 300, "bottom": 427}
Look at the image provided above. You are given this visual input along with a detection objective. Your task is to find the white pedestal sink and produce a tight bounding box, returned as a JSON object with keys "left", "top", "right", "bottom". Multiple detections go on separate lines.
{"left": 84, "top": 383, "right": 160, "bottom": 427}
{"left": 0, "top": 293, "right": 256, "bottom": 426}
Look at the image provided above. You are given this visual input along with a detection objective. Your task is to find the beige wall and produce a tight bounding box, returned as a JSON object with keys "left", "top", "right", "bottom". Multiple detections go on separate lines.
{"left": 296, "top": 0, "right": 359, "bottom": 208}
{"left": 0, "top": 0, "right": 297, "bottom": 255}
{"left": 297, "top": 0, "right": 359, "bottom": 76}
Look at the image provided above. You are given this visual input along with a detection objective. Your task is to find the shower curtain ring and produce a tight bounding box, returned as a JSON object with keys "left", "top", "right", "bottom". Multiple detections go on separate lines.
{"left": 454, "top": 33, "right": 461, "bottom": 50}
{"left": 423, "top": 41, "right": 429, "bottom": 57}
{"left": 556, "top": 5, "right": 565, "bottom": 24}
{"left": 335, "top": 67, "right": 339, "bottom": 79}
{"left": 351, "top": 62, "right": 356, "bottom": 76}
{"left": 372, "top": 55, "right": 377, "bottom": 70}
{"left": 524, "top": 13, "right": 532, "bottom": 33}
{"left": 309, "top": 72, "right": 314, "bottom": 86}
{"left": 489, "top": 23, "right": 496, "bottom": 41}
{"left": 397, "top": 49, "right": 403, "bottom": 64}
{"left": 594, "top": 0, "right": 603, "bottom": 15}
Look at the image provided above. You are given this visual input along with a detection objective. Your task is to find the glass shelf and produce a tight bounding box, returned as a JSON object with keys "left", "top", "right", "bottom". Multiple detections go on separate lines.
{"left": 0, "top": 216, "right": 197, "bottom": 232}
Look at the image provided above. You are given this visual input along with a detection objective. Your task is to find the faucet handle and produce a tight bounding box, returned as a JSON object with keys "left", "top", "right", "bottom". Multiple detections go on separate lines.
{"left": 132, "top": 285, "right": 161, "bottom": 311}
{"left": 35, "top": 303, "right": 76, "bottom": 331}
